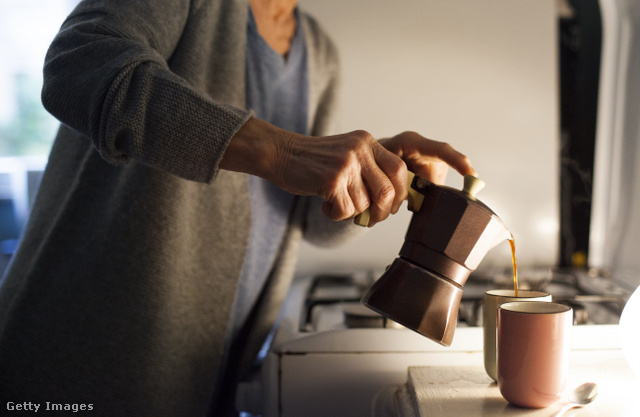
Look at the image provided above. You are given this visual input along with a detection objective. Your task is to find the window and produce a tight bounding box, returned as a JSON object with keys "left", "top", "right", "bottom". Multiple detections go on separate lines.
{"left": 0, "top": 0, "right": 78, "bottom": 275}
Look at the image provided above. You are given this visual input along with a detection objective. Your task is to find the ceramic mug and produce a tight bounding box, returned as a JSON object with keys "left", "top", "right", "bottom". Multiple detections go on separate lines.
{"left": 483, "top": 289, "right": 551, "bottom": 381}
{"left": 497, "top": 301, "right": 573, "bottom": 408}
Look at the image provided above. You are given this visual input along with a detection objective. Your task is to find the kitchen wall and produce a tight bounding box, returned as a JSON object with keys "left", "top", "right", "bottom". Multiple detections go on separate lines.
{"left": 296, "top": 0, "right": 559, "bottom": 276}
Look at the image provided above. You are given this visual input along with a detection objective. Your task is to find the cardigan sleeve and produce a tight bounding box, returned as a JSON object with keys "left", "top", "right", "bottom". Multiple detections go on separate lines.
{"left": 41, "top": 0, "right": 252, "bottom": 183}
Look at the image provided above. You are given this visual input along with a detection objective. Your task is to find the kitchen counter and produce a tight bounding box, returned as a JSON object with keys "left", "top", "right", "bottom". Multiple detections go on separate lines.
{"left": 394, "top": 342, "right": 639, "bottom": 416}
{"left": 251, "top": 277, "right": 636, "bottom": 417}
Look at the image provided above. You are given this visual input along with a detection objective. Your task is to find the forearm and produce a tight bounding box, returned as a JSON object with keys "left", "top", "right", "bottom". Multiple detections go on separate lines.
{"left": 220, "top": 117, "right": 297, "bottom": 186}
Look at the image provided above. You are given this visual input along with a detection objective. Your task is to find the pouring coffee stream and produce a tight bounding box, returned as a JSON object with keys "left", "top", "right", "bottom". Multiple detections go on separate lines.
{"left": 509, "top": 234, "right": 519, "bottom": 297}
{"left": 356, "top": 173, "right": 516, "bottom": 345}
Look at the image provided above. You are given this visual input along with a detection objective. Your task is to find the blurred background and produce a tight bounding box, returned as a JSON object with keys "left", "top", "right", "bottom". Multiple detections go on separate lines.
{"left": 2, "top": 0, "right": 639, "bottom": 292}
{"left": 0, "top": 0, "right": 77, "bottom": 274}
{"left": 297, "top": 0, "right": 559, "bottom": 276}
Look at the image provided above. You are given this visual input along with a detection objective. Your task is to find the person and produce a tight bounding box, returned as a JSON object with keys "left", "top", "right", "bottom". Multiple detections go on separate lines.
{"left": 0, "top": 0, "right": 475, "bottom": 416}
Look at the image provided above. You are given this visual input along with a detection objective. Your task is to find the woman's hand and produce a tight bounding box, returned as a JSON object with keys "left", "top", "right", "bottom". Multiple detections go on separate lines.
{"left": 222, "top": 118, "right": 475, "bottom": 226}
{"left": 274, "top": 129, "right": 408, "bottom": 225}
{"left": 379, "top": 131, "right": 476, "bottom": 185}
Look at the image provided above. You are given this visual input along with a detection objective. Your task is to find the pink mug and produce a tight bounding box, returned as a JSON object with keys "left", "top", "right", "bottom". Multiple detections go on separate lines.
{"left": 497, "top": 301, "right": 573, "bottom": 408}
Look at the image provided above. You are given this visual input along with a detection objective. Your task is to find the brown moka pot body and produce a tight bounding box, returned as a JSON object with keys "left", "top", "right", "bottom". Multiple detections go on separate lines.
{"left": 361, "top": 175, "right": 509, "bottom": 346}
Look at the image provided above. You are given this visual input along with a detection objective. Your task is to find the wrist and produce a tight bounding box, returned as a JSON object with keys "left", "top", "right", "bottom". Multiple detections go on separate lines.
{"left": 220, "top": 117, "right": 293, "bottom": 181}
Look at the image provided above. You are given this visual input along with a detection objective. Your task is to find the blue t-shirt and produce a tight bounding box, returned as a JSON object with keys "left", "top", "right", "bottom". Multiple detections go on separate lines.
{"left": 230, "top": 7, "right": 309, "bottom": 338}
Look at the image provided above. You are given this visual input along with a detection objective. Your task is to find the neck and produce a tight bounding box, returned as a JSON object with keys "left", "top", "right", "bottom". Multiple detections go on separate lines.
{"left": 251, "top": 0, "right": 298, "bottom": 21}
{"left": 250, "top": 0, "right": 298, "bottom": 56}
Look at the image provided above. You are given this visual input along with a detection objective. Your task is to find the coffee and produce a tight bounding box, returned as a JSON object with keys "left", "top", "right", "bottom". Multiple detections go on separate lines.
{"left": 508, "top": 234, "right": 518, "bottom": 297}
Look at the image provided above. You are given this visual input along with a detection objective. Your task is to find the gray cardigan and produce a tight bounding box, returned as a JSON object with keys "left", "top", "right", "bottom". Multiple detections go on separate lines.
{"left": 0, "top": 0, "right": 357, "bottom": 415}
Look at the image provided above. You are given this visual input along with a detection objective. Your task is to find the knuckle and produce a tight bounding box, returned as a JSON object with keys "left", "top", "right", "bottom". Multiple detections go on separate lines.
{"left": 374, "top": 181, "right": 396, "bottom": 207}
{"left": 320, "top": 176, "right": 342, "bottom": 201}
{"left": 440, "top": 141, "right": 455, "bottom": 154}
{"left": 352, "top": 129, "right": 375, "bottom": 141}
{"left": 389, "top": 158, "right": 407, "bottom": 177}
{"left": 347, "top": 130, "right": 376, "bottom": 152}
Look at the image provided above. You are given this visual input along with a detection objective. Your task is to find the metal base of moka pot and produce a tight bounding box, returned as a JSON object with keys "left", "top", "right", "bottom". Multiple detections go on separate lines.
{"left": 361, "top": 258, "right": 463, "bottom": 346}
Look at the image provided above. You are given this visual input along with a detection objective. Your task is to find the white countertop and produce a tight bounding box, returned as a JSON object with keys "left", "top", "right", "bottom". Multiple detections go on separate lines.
{"left": 269, "top": 309, "right": 637, "bottom": 417}
{"left": 396, "top": 349, "right": 639, "bottom": 416}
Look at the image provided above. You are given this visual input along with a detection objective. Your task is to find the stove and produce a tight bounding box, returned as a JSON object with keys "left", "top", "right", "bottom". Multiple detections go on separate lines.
{"left": 236, "top": 269, "right": 632, "bottom": 417}
{"left": 459, "top": 268, "right": 627, "bottom": 327}
{"left": 302, "top": 268, "right": 626, "bottom": 332}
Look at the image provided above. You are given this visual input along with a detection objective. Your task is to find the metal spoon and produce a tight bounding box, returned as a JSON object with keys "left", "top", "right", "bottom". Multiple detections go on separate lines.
{"left": 552, "top": 382, "right": 598, "bottom": 417}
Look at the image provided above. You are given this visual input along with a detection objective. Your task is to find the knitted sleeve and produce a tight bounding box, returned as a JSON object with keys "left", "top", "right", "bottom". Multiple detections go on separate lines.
{"left": 41, "top": 0, "right": 252, "bottom": 183}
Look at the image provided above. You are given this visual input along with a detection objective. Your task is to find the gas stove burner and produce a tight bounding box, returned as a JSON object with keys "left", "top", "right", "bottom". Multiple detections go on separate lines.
{"left": 299, "top": 268, "right": 629, "bottom": 332}
{"left": 461, "top": 268, "right": 627, "bottom": 326}
{"left": 343, "top": 304, "right": 404, "bottom": 329}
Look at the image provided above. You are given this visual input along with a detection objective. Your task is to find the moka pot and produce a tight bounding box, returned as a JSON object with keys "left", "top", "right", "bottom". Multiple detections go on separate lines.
{"left": 355, "top": 174, "right": 510, "bottom": 346}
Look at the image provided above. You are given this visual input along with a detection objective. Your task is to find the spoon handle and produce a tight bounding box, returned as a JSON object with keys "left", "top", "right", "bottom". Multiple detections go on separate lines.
{"left": 551, "top": 404, "right": 579, "bottom": 417}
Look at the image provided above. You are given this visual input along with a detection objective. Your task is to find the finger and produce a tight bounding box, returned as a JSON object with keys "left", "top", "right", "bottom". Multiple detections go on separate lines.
{"left": 373, "top": 145, "right": 408, "bottom": 213}
{"left": 361, "top": 165, "right": 396, "bottom": 224}
{"left": 321, "top": 201, "right": 333, "bottom": 219}
{"left": 322, "top": 181, "right": 370, "bottom": 223}
{"left": 347, "top": 174, "right": 371, "bottom": 217}
{"left": 328, "top": 189, "right": 356, "bottom": 221}
{"left": 322, "top": 175, "right": 364, "bottom": 221}
{"left": 405, "top": 144, "right": 475, "bottom": 184}
{"left": 379, "top": 134, "right": 476, "bottom": 186}
{"left": 430, "top": 161, "right": 449, "bottom": 184}
{"left": 415, "top": 160, "right": 448, "bottom": 185}
{"left": 429, "top": 141, "right": 476, "bottom": 177}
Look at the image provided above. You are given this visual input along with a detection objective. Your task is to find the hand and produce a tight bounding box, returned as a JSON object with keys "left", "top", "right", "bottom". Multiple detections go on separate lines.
{"left": 379, "top": 131, "right": 477, "bottom": 185}
{"left": 222, "top": 119, "right": 475, "bottom": 226}
{"left": 274, "top": 129, "right": 476, "bottom": 226}
{"left": 275, "top": 130, "right": 408, "bottom": 225}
